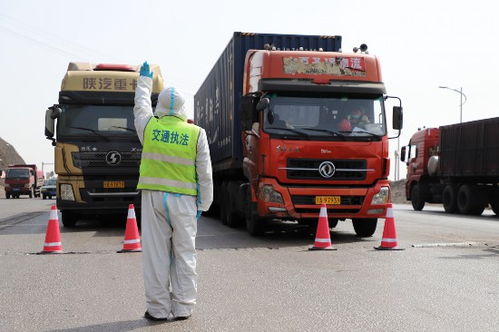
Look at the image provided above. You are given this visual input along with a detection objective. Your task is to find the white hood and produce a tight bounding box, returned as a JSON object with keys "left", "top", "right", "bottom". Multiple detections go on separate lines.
{"left": 154, "top": 87, "right": 187, "bottom": 119}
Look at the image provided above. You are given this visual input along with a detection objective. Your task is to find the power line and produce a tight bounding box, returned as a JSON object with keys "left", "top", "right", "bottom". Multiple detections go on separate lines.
{"left": 0, "top": 13, "right": 111, "bottom": 59}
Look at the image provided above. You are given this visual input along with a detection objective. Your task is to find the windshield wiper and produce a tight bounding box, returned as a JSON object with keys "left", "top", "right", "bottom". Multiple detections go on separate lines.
{"left": 349, "top": 129, "right": 381, "bottom": 137}
{"left": 266, "top": 127, "right": 310, "bottom": 138}
{"left": 111, "top": 126, "right": 136, "bottom": 133}
{"left": 301, "top": 127, "right": 346, "bottom": 138}
{"left": 69, "top": 126, "right": 109, "bottom": 141}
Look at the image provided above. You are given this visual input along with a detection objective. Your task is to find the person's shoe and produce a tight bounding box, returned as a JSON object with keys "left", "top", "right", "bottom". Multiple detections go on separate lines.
{"left": 144, "top": 311, "right": 168, "bottom": 322}
{"left": 173, "top": 315, "right": 191, "bottom": 321}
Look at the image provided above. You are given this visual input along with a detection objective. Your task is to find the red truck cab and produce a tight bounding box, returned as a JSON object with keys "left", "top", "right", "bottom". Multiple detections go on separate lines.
{"left": 240, "top": 50, "right": 402, "bottom": 235}
{"left": 4, "top": 164, "right": 44, "bottom": 199}
{"left": 402, "top": 128, "right": 440, "bottom": 210}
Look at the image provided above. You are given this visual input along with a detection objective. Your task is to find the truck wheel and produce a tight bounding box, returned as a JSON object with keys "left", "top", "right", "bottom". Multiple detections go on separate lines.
{"left": 329, "top": 218, "right": 339, "bottom": 228}
{"left": 29, "top": 188, "right": 34, "bottom": 198}
{"left": 411, "top": 184, "right": 425, "bottom": 211}
{"left": 6, "top": 193, "right": 10, "bottom": 199}
{"left": 442, "top": 185, "right": 458, "bottom": 213}
{"left": 42, "top": 194, "right": 46, "bottom": 200}
{"left": 490, "top": 195, "right": 499, "bottom": 216}
{"left": 61, "top": 211, "right": 77, "bottom": 228}
{"left": 226, "top": 182, "right": 243, "bottom": 228}
{"left": 245, "top": 191, "right": 265, "bottom": 236}
{"left": 352, "top": 218, "right": 377, "bottom": 237}
{"left": 220, "top": 182, "right": 229, "bottom": 225}
{"left": 457, "top": 185, "right": 485, "bottom": 215}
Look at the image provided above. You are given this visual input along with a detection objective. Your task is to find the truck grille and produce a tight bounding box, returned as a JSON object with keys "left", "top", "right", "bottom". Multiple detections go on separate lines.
{"left": 286, "top": 159, "right": 367, "bottom": 180}
{"left": 291, "top": 195, "right": 364, "bottom": 205}
{"left": 72, "top": 151, "right": 141, "bottom": 168}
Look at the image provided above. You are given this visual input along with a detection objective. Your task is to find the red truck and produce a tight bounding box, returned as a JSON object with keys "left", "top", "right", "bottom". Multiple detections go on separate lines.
{"left": 4, "top": 164, "right": 44, "bottom": 199}
{"left": 195, "top": 32, "right": 403, "bottom": 236}
{"left": 401, "top": 117, "right": 499, "bottom": 215}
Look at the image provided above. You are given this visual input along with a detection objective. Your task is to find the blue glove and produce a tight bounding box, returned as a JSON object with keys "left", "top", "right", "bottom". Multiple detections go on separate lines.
{"left": 139, "top": 61, "right": 153, "bottom": 79}
{"left": 196, "top": 210, "right": 202, "bottom": 220}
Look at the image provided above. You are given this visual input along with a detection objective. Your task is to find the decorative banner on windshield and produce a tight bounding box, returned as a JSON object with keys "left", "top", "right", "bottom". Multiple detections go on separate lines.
{"left": 283, "top": 56, "right": 366, "bottom": 77}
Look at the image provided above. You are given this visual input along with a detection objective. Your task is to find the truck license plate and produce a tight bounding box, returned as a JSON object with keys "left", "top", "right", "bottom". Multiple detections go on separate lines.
{"left": 103, "top": 181, "right": 125, "bottom": 189}
{"left": 315, "top": 196, "right": 341, "bottom": 205}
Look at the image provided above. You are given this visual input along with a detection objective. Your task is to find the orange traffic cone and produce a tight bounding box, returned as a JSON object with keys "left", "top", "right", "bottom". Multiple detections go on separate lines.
{"left": 309, "top": 204, "right": 336, "bottom": 251}
{"left": 118, "top": 204, "right": 142, "bottom": 253}
{"left": 41, "top": 205, "right": 63, "bottom": 254}
{"left": 374, "top": 203, "right": 404, "bottom": 250}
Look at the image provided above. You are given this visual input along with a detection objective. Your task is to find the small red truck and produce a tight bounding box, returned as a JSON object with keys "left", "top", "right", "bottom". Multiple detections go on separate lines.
{"left": 4, "top": 164, "right": 44, "bottom": 199}
{"left": 195, "top": 32, "right": 403, "bottom": 236}
{"left": 401, "top": 117, "right": 499, "bottom": 215}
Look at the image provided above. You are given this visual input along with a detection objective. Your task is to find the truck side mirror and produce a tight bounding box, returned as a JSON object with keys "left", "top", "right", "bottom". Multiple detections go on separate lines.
{"left": 256, "top": 98, "right": 270, "bottom": 111}
{"left": 392, "top": 106, "right": 403, "bottom": 130}
{"left": 400, "top": 146, "right": 406, "bottom": 162}
{"left": 45, "top": 105, "right": 61, "bottom": 143}
{"left": 241, "top": 95, "right": 259, "bottom": 131}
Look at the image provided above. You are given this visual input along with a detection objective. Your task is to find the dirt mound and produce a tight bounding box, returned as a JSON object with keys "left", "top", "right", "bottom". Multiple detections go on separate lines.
{"left": 0, "top": 137, "right": 25, "bottom": 198}
{"left": 390, "top": 179, "right": 407, "bottom": 204}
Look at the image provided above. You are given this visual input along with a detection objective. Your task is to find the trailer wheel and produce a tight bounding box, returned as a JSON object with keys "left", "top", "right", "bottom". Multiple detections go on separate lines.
{"left": 61, "top": 211, "right": 77, "bottom": 228}
{"left": 411, "top": 184, "right": 425, "bottom": 211}
{"left": 442, "top": 185, "right": 458, "bottom": 213}
{"left": 457, "top": 184, "right": 485, "bottom": 215}
{"left": 352, "top": 218, "right": 377, "bottom": 237}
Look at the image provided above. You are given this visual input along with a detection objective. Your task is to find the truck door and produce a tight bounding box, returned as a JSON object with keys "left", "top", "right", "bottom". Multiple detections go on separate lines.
{"left": 242, "top": 122, "right": 260, "bottom": 192}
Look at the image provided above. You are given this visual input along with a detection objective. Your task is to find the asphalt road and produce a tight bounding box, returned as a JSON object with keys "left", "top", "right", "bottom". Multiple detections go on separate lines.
{"left": 0, "top": 199, "right": 498, "bottom": 331}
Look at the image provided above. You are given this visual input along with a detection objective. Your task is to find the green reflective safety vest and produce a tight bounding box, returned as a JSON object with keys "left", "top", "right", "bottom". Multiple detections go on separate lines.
{"left": 138, "top": 116, "right": 201, "bottom": 195}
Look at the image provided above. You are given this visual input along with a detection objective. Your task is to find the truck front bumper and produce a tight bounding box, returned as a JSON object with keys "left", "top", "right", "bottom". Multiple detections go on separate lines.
{"left": 57, "top": 176, "right": 141, "bottom": 214}
{"left": 256, "top": 178, "right": 390, "bottom": 220}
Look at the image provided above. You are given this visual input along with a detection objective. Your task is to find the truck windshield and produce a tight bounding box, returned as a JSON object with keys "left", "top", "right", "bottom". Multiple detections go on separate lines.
{"left": 45, "top": 179, "right": 56, "bottom": 186}
{"left": 6, "top": 169, "right": 29, "bottom": 179}
{"left": 57, "top": 105, "right": 137, "bottom": 139}
{"left": 264, "top": 95, "right": 386, "bottom": 139}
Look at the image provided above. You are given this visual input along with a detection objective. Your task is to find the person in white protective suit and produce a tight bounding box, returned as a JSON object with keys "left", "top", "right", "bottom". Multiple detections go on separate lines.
{"left": 134, "top": 61, "right": 213, "bottom": 321}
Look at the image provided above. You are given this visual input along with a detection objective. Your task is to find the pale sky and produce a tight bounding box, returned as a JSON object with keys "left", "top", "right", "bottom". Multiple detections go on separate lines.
{"left": 1, "top": 0, "right": 497, "bottom": 179}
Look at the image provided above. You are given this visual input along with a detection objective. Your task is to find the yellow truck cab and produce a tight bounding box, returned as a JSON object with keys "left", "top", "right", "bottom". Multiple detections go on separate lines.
{"left": 45, "top": 62, "right": 164, "bottom": 227}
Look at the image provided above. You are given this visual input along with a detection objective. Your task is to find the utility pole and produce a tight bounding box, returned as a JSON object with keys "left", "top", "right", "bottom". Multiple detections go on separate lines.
{"left": 438, "top": 86, "right": 467, "bottom": 123}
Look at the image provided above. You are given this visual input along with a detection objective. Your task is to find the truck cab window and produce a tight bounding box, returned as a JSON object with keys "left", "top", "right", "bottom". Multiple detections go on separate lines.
{"left": 57, "top": 105, "right": 136, "bottom": 139}
{"left": 263, "top": 95, "right": 386, "bottom": 139}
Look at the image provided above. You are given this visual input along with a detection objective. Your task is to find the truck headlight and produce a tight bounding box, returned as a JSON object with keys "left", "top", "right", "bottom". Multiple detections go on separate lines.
{"left": 60, "top": 184, "right": 75, "bottom": 201}
{"left": 260, "top": 185, "right": 284, "bottom": 204}
{"left": 371, "top": 186, "right": 390, "bottom": 205}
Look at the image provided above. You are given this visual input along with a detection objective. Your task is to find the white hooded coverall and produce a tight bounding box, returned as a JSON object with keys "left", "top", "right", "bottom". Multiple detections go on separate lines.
{"left": 134, "top": 76, "right": 213, "bottom": 319}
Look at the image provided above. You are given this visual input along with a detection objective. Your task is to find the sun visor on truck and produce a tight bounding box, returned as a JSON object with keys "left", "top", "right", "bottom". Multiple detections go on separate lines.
{"left": 259, "top": 79, "right": 386, "bottom": 94}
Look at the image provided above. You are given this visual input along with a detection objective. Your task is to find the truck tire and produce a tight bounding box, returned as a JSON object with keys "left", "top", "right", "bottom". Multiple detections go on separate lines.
{"left": 490, "top": 195, "right": 499, "bottom": 216}
{"left": 226, "top": 182, "right": 243, "bottom": 228}
{"left": 29, "top": 187, "right": 34, "bottom": 198}
{"left": 245, "top": 190, "right": 265, "bottom": 236}
{"left": 61, "top": 211, "right": 77, "bottom": 228}
{"left": 6, "top": 193, "right": 10, "bottom": 199}
{"left": 442, "top": 185, "right": 458, "bottom": 213}
{"left": 352, "top": 218, "right": 377, "bottom": 237}
{"left": 411, "top": 184, "right": 425, "bottom": 211}
{"left": 457, "top": 185, "right": 485, "bottom": 215}
{"left": 219, "top": 182, "right": 228, "bottom": 225}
